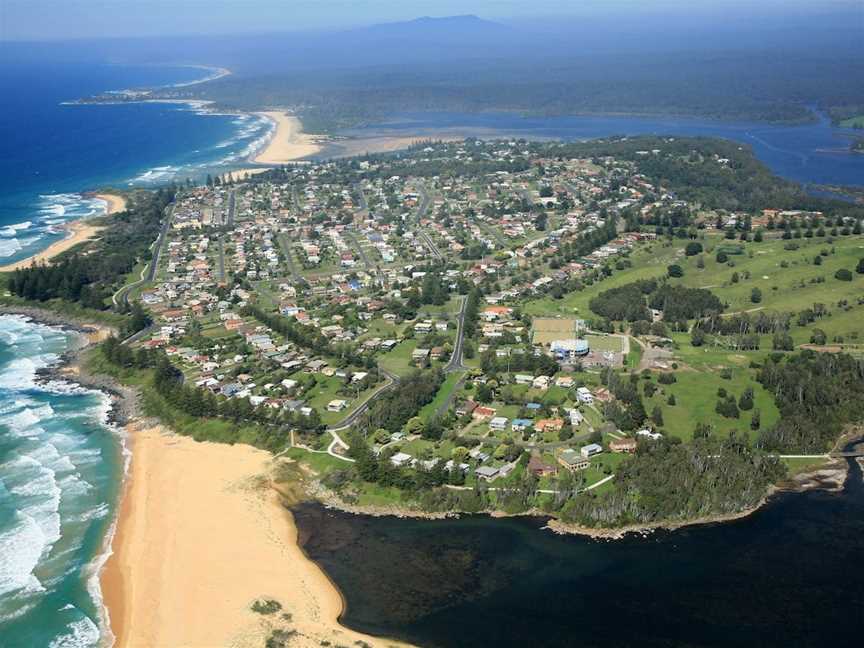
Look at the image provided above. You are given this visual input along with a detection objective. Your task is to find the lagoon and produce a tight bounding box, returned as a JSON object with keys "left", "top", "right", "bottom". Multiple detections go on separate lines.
{"left": 340, "top": 111, "right": 864, "bottom": 189}
{"left": 295, "top": 452, "right": 863, "bottom": 648}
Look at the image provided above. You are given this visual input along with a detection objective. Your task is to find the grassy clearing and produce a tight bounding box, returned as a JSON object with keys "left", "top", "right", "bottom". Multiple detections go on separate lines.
{"left": 640, "top": 366, "right": 779, "bottom": 442}
{"left": 585, "top": 334, "right": 625, "bottom": 353}
{"left": 524, "top": 240, "right": 683, "bottom": 317}
{"left": 377, "top": 339, "right": 419, "bottom": 376}
{"left": 780, "top": 456, "right": 832, "bottom": 475}
{"left": 676, "top": 235, "right": 864, "bottom": 315}
{"left": 418, "top": 371, "right": 465, "bottom": 421}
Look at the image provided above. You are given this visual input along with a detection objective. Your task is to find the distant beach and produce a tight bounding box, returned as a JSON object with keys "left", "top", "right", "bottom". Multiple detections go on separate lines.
{"left": 0, "top": 193, "right": 126, "bottom": 272}
{"left": 101, "top": 424, "right": 399, "bottom": 647}
{"left": 254, "top": 111, "right": 323, "bottom": 164}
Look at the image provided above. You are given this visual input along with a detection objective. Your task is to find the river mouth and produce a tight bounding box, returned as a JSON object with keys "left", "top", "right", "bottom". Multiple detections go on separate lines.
{"left": 293, "top": 439, "right": 864, "bottom": 647}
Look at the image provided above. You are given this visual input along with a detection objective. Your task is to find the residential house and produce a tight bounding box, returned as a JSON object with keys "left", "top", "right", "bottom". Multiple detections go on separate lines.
{"left": 390, "top": 452, "right": 414, "bottom": 467}
{"left": 535, "top": 418, "right": 564, "bottom": 434}
{"left": 557, "top": 449, "right": 590, "bottom": 472}
{"left": 489, "top": 416, "right": 509, "bottom": 431}
{"left": 511, "top": 418, "right": 533, "bottom": 432}
{"left": 527, "top": 455, "right": 558, "bottom": 477}
{"left": 610, "top": 437, "right": 638, "bottom": 453}
{"left": 475, "top": 466, "right": 500, "bottom": 481}
{"left": 581, "top": 443, "right": 603, "bottom": 458}
{"left": 327, "top": 399, "right": 348, "bottom": 412}
{"left": 473, "top": 406, "right": 496, "bottom": 420}
{"left": 576, "top": 387, "right": 594, "bottom": 404}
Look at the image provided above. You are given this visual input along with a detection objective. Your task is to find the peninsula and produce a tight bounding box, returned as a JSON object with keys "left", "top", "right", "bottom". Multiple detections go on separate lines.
{"left": 4, "top": 135, "right": 863, "bottom": 646}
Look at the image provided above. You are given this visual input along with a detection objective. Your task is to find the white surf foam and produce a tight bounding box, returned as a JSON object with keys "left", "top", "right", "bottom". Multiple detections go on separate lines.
{"left": 49, "top": 614, "right": 101, "bottom": 648}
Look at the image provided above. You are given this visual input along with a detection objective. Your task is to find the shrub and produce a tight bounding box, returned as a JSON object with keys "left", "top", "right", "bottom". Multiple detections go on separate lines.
{"left": 252, "top": 599, "right": 283, "bottom": 615}
{"left": 835, "top": 268, "right": 853, "bottom": 281}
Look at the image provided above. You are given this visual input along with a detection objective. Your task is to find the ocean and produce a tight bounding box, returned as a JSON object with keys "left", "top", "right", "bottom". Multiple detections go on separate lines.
{"left": 0, "top": 315, "right": 122, "bottom": 647}
{"left": 0, "top": 61, "right": 272, "bottom": 266}
{"left": 0, "top": 61, "right": 273, "bottom": 647}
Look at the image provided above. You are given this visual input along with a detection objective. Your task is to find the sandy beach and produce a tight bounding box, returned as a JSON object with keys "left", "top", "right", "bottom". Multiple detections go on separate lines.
{"left": 0, "top": 193, "right": 127, "bottom": 272}
{"left": 101, "top": 424, "right": 400, "bottom": 648}
{"left": 253, "top": 111, "right": 322, "bottom": 164}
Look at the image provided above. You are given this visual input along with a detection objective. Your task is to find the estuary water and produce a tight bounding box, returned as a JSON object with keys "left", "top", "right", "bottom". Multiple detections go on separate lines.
{"left": 295, "top": 453, "right": 864, "bottom": 648}
{"left": 0, "top": 61, "right": 271, "bottom": 266}
{"left": 340, "top": 110, "right": 864, "bottom": 189}
{"left": 0, "top": 316, "right": 123, "bottom": 647}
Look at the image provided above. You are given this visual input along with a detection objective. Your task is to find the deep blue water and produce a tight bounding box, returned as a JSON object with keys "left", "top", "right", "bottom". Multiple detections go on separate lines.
{"left": 0, "top": 62, "right": 271, "bottom": 265}
{"left": 341, "top": 111, "right": 864, "bottom": 188}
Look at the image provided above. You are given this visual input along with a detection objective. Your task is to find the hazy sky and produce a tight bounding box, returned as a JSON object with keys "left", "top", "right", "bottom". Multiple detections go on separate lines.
{"left": 1, "top": 0, "right": 858, "bottom": 41}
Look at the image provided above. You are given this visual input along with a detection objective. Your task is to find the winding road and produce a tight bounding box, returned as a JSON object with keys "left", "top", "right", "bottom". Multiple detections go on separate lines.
{"left": 112, "top": 203, "right": 173, "bottom": 308}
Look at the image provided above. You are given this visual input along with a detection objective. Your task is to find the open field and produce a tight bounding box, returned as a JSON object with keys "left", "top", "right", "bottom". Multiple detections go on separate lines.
{"left": 525, "top": 234, "right": 864, "bottom": 351}
{"left": 524, "top": 240, "right": 683, "bottom": 317}
{"left": 584, "top": 333, "right": 625, "bottom": 353}
{"left": 639, "top": 366, "right": 780, "bottom": 442}
{"left": 532, "top": 317, "right": 579, "bottom": 344}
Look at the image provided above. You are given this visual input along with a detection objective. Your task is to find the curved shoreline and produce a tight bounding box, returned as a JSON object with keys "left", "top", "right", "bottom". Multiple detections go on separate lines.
{"left": 306, "top": 454, "right": 848, "bottom": 542}
{"left": 252, "top": 110, "right": 323, "bottom": 165}
{"left": 0, "top": 193, "right": 126, "bottom": 272}
{"left": 4, "top": 308, "right": 393, "bottom": 647}
{"left": 100, "top": 426, "right": 398, "bottom": 648}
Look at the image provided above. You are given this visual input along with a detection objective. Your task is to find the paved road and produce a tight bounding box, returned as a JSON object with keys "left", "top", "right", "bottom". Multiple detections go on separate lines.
{"left": 112, "top": 203, "right": 173, "bottom": 307}
{"left": 277, "top": 233, "right": 301, "bottom": 281}
{"left": 353, "top": 182, "right": 369, "bottom": 211}
{"left": 217, "top": 237, "right": 226, "bottom": 282}
{"left": 226, "top": 190, "right": 236, "bottom": 227}
{"left": 327, "top": 430, "right": 355, "bottom": 462}
{"left": 345, "top": 230, "right": 373, "bottom": 271}
{"left": 418, "top": 229, "right": 443, "bottom": 261}
{"left": 445, "top": 295, "right": 468, "bottom": 372}
{"left": 326, "top": 368, "right": 400, "bottom": 432}
{"left": 415, "top": 182, "right": 443, "bottom": 261}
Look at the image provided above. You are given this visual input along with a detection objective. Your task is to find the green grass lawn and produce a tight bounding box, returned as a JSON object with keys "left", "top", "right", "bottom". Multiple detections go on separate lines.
{"left": 524, "top": 240, "right": 684, "bottom": 317}
{"left": 675, "top": 235, "right": 864, "bottom": 315}
{"left": 585, "top": 334, "right": 625, "bottom": 353}
{"left": 284, "top": 447, "right": 351, "bottom": 475}
{"left": 523, "top": 234, "right": 864, "bottom": 331}
{"left": 298, "top": 373, "right": 381, "bottom": 425}
{"left": 640, "top": 366, "right": 779, "bottom": 442}
{"left": 418, "top": 371, "right": 465, "bottom": 421}
{"left": 781, "top": 456, "right": 831, "bottom": 475}
{"left": 377, "top": 339, "right": 419, "bottom": 376}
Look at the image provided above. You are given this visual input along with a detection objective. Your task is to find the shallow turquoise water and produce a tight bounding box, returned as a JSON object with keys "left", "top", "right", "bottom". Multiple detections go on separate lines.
{"left": 0, "top": 315, "right": 124, "bottom": 647}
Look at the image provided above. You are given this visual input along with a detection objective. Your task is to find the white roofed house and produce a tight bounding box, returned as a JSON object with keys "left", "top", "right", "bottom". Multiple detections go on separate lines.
{"left": 489, "top": 416, "right": 509, "bottom": 431}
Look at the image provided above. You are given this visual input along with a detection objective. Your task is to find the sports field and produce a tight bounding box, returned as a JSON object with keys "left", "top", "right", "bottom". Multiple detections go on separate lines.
{"left": 532, "top": 317, "right": 579, "bottom": 344}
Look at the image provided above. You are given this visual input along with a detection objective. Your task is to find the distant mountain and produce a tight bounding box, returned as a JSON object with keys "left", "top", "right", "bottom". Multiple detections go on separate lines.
{"left": 352, "top": 15, "right": 510, "bottom": 40}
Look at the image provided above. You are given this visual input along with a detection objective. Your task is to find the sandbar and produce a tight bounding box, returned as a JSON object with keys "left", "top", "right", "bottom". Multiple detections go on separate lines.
{"left": 253, "top": 111, "right": 322, "bottom": 164}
